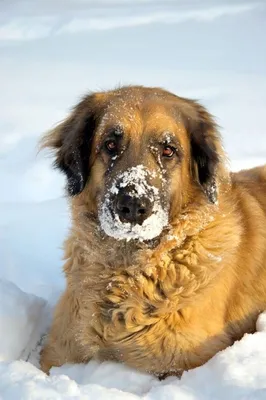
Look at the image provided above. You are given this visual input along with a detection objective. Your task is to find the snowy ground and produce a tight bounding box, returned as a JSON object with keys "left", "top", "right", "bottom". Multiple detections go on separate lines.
{"left": 0, "top": 0, "right": 266, "bottom": 399}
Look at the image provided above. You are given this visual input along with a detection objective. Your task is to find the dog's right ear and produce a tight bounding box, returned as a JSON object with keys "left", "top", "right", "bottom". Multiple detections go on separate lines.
{"left": 41, "top": 94, "right": 101, "bottom": 196}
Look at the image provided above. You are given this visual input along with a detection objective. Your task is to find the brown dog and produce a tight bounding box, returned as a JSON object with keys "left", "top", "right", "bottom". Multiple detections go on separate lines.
{"left": 40, "top": 86, "right": 266, "bottom": 376}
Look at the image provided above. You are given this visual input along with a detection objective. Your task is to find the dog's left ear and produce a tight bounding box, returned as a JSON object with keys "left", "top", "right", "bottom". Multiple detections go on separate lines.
{"left": 184, "top": 101, "right": 223, "bottom": 204}
{"left": 40, "top": 94, "right": 101, "bottom": 196}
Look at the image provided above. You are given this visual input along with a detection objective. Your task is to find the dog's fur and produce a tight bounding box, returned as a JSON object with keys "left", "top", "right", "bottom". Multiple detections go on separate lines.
{"left": 40, "top": 86, "right": 266, "bottom": 376}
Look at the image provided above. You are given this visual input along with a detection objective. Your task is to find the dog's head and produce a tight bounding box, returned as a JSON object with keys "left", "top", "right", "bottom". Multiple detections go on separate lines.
{"left": 42, "top": 86, "right": 227, "bottom": 241}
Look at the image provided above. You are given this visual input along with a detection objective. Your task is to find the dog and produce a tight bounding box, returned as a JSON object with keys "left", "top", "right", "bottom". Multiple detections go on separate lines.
{"left": 40, "top": 85, "right": 266, "bottom": 377}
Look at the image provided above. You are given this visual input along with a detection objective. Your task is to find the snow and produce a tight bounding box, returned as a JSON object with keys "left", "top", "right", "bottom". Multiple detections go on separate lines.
{"left": 99, "top": 165, "right": 168, "bottom": 241}
{"left": 0, "top": 280, "right": 46, "bottom": 361}
{"left": 0, "top": 0, "right": 266, "bottom": 398}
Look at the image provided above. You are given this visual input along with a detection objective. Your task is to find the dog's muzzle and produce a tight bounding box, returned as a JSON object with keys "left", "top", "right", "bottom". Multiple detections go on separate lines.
{"left": 98, "top": 165, "right": 169, "bottom": 241}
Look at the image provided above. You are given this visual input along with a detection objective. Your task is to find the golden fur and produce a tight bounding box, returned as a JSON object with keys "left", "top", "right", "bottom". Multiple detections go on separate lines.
{"left": 40, "top": 86, "right": 266, "bottom": 377}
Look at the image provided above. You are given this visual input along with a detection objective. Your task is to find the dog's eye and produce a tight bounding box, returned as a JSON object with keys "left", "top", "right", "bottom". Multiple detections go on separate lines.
{"left": 105, "top": 140, "right": 118, "bottom": 153}
{"left": 162, "top": 146, "right": 175, "bottom": 158}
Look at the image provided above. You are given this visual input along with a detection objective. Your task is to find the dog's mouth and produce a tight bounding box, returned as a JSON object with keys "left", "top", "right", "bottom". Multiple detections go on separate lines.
{"left": 98, "top": 166, "right": 169, "bottom": 241}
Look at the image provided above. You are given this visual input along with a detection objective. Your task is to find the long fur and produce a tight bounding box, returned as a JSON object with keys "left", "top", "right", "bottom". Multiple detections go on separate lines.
{"left": 40, "top": 86, "right": 266, "bottom": 377}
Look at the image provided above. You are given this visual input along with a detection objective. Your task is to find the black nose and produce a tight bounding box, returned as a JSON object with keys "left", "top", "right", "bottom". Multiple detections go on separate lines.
{"left": 116, "top": 193, "right": 152, "bottom": 224}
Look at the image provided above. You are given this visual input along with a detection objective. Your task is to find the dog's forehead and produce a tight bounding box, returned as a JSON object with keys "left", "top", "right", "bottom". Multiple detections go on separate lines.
{"left": 97, "top": 93, "right": 186, "bottom": 138}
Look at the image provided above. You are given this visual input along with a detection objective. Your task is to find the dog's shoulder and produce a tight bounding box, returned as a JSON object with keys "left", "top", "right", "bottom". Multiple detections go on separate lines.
{"left": 231, "top": 164, "right": 266, "bottom": 184}
{"left": 230, "top": 164, "right": 266, "bottom": 217}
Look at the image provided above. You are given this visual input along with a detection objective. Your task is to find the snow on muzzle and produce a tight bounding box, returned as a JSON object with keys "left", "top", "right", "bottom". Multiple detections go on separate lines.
{"left": 99, "top": 165, "right": 169, "bottom": 241}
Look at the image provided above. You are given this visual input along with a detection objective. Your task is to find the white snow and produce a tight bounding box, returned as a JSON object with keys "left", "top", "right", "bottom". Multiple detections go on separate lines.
{"left": 0, "top": 0, "right": 266, "bottom": 398}
{"left": 0, "top": 280, "right": 46, "bottom": 361}
{"left": 99, "top": 165, "right": 168, "bottom": 241}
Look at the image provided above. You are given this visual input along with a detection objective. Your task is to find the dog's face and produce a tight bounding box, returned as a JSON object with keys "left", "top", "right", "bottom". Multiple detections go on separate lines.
{"left": 42, "top": 86, "right": 225, "bottom": 241}
{"left": 92, "top": 96, "right": 190, "bottom": 241}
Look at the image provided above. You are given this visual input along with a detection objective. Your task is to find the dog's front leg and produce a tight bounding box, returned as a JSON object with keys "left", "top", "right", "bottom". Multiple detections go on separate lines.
{"left": 40, "top": 288, "right": 88, "bottom": 374}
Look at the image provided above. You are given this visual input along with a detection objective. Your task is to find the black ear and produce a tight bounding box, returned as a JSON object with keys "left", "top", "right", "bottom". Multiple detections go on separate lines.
{"left": 41, "top": 95, "right": 99, "bottom": 196}
{"left": 186, "top": 101, "right": 221, "bottom": 203}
